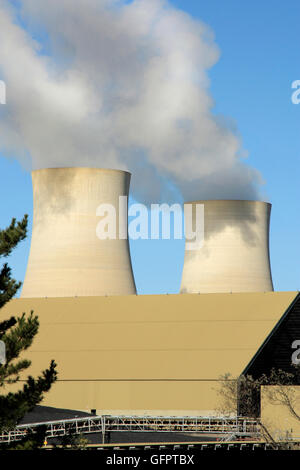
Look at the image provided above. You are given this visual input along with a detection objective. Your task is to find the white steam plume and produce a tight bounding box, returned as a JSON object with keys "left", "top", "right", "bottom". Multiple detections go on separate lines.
{"left": 0, "top": 0, "right": 263, "bottom": 202}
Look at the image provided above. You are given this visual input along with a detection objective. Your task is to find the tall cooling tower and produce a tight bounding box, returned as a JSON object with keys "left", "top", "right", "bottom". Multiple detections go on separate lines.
{"left": 21, "top": 167, "right": 136, "bottom": 297}
{"left": 180, "top": 200, "right": 274, "bottom": 294}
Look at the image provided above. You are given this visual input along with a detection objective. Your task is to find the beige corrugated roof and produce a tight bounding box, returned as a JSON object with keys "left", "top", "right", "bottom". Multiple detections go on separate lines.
{"left": 2, "top": 291, "right": 297, "bottom": 381}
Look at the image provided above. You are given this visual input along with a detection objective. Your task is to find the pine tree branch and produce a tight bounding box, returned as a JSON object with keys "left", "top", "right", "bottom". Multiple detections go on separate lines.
{"left": 0, "top": 213, "right": 58, "bottom": 444}
{"left": 0, "top": 317, "right": 17, "bottom": 337}
{"left": 0, "top": 360, "right": 58, "bottom": 431}
{"left": 0, "top": 263, "right": 22, "bottom": 308}
{"left": 0, "top": 359, "right": 32, "bottom": 386}
{"left": 0, "top": 215, "right": 28, "bottom": 258}
{"left": 1, "top": 312, "right": 39, "bottom": 364}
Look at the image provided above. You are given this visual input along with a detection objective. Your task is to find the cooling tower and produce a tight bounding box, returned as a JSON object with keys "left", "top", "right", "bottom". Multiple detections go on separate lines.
{"left": 180, "top": 200, "right": 274, "bottom": 294}
{"left": 21, "top": 167, "right": 136, "bottom": 297}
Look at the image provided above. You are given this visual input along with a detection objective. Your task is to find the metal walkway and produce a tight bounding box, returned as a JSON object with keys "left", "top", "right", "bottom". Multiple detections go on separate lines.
{"left": 0, "top": 415, "right": 260, "bottom": 444}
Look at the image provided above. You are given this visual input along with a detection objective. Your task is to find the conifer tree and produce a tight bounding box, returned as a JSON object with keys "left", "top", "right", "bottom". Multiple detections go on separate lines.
{"left": 0, "top": 214, "right": 57, "bottom": 448}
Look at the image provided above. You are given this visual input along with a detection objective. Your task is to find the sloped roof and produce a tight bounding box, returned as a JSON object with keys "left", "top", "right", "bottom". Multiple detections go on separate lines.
{"left": 2, "top": 291, "right": 297, "bottom": 381}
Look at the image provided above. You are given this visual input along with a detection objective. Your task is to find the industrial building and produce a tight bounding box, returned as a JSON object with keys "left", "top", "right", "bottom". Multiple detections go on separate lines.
{"left": 2, "top": 167, "right": 300, "bottom": 440}
{"left": 180, "top": 199, "right": 273, "bottom": 294}
{"left": 21, "top": 168, "right": 136, "bottom": 298}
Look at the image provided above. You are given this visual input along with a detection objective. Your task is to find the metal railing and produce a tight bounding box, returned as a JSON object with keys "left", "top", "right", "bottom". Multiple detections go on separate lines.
{"left": 0, "top": 415, "right": 261, "bottom": 444}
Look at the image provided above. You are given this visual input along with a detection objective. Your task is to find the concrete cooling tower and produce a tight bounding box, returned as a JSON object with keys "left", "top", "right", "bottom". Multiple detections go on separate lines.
{"left": 21, "top": 167, "right": 136, "bottom": 297}
{"left": 180, "top": 200, "right": 274, "bottom": 294}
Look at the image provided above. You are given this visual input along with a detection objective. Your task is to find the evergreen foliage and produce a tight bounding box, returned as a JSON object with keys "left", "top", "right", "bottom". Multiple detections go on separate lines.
{"left": 0, "top": 215, "right": 57, "bottom": 449}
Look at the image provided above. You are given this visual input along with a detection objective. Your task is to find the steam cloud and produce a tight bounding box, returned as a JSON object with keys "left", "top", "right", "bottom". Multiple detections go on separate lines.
{"left": 0, "top": 0, "right": 263, "bottom": 202}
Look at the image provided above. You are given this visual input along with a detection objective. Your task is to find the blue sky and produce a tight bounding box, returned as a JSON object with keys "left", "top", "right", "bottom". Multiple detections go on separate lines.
{"left": 0, "top": 0, "right": 299, "bottom": 295}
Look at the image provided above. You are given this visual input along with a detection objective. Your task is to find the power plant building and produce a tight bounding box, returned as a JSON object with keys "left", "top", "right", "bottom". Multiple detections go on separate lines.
{"left": 21, "top": 167, "right": 136, "bottom": 298}
{"left": 3, "top": 292, "right": 300, "bottom": 437}
{"left": 180, "top": 200, "right": 274, "bottom": 294}
{"left": 3, "top": 167, "right": 300, "bottom": 439}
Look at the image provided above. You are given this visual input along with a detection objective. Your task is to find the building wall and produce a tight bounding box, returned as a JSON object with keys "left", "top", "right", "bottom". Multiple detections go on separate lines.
{"left": 2, "top": 292, "right": 295, "bottom": 416}
{"left": 22, "top": 380, "right": 221, "bottom": 417}
{"left": 244, "top": 293, "right": 300, "bottom": 378}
